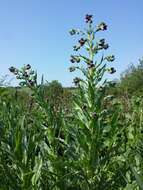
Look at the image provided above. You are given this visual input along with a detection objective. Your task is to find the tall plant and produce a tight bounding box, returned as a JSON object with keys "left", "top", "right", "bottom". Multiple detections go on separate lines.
{"left": 67, "top": 14, "right": 129, "bottom": 189}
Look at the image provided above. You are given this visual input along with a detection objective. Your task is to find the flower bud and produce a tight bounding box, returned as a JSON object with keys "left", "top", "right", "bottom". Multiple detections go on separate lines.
{"left": 73, "top": 45, "right": 80, "bottom": 51}
{"left": 105, "top": 55, "right": 115, "bottom": 62}
{"left": 88, "top": 63, "right": 95, "bottom": 69}
{"left": 16, "top": 75, "right": 22, "bottom": 79}
{"left": 96, "top": 22, "right": 107, "bottom": 31}
{"left": 73, "top": 77, "right": 81, "bottom": 85}
{"left": 69, "top": 29, "right": 76, "bottom": 35}
{"left": 103, "top": 44, "right": 109, "bottom": 50}
{"left": 98, "top": 39, "right": 109, "bottom": 50}
{"left": 70, "top": 55, "right": 80, "bottom": 63}
{"left": 70, "top": 58, "right": 75, "bottom": 63}
{"left": 78, "top": 38, "right": 86, "bottom": 46}
{"left": 69, "top": 67, "right": 76, "bottom": 72}
{"left": 108, "top": 67, "right": 116, "bottom": 74}
{"left": 14, "top": 70, "right": 19, "bottom": 75}
{"left": 23, "top": 72, "right": 29, "bottom": 78}
{"left": 28, "top": 80, "right": 34, "bottom": 86}
{"left": 85, "top": 14, "right": 93, "bottom": 23}
{"left": 25, "top": 64, "right": 31, "bottom": 70}
{"left": 9, "top": 66, "right": 16, "bottom": 73}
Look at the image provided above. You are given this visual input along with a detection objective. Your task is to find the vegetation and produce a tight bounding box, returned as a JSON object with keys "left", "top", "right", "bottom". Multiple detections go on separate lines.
{"left": 0, "top": 14, "right": 143, "bottom": 189}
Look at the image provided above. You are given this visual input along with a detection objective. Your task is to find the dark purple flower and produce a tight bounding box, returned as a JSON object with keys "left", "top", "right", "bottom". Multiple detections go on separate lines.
{"left": 103, "top": 44, "right": 109, "bottom": 50}
{"left": 79, "top": 38, "right": 86, "bottom": 46}
{"left": 25, "top": 64, "right": 31, "bottom": 70}
{"left": 70, "top": 58, "right": 75, "bottom": 63}
{"left": 85, "top": 14, "right": 93, "bottom": 23}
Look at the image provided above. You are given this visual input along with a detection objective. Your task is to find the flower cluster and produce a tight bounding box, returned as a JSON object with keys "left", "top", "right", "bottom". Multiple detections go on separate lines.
{"left": 69, "top": 14, "right": 116, "bottom": 87}
{"left": 9, "top": 64, "right": 37, "bottom": 87}
{"left": 72, "top": 38, "right": 87, "bottom": 52}
{"left": 9, "top": 66, "right": 19, "bottom": 75}
{"left": 98, "top": 39, "right": 109, "bottom": 50}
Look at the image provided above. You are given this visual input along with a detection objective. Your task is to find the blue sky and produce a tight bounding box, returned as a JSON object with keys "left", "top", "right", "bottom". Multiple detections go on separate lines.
{"left": 0, "top": 0, "right": 143, "bottom": 86}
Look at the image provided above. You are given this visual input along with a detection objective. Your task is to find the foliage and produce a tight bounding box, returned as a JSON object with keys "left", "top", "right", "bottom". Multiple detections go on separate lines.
{"left": 109, "top": 58, "right": 143, "bottom": 98}
{"left": 0, "top": 14, "right": 142, "bottom": 190}
{"left": 120, "top": 59, "right": 143, "bottom": 96}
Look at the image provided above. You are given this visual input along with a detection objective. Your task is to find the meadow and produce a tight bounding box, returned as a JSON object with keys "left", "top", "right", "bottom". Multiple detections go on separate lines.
{"left": 0, "top": 15, "right": 143, "bottom": 190}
